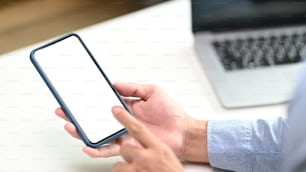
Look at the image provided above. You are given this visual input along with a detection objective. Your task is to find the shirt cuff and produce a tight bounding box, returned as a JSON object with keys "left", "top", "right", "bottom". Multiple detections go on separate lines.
{"left": 207, "top": 120, "right": 252, "bottom": 172}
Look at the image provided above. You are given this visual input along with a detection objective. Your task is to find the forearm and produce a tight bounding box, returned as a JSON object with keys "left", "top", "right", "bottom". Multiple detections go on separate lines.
{"left": 180, "top": 118, "right": 209, "bottom": 163}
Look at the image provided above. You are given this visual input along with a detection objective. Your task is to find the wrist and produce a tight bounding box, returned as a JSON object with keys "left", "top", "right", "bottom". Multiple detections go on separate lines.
{"left": 180, "top": 118, "right": 208, "bottom": 163}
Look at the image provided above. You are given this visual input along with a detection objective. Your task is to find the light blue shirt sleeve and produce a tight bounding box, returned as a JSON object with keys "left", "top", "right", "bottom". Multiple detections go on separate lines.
{"left": 282, "top": 65, "right": 306, "bottom": 172}
{"left": 207, "top": 117, "right": 288, "bottom": 172}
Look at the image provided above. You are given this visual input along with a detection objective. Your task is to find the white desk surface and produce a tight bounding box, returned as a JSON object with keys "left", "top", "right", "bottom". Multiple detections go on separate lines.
{"left": 0, "top": 0, "right": 287, "bottom": 171}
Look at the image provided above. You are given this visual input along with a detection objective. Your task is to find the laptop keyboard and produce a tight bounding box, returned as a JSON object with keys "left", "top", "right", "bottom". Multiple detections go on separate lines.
{"left": 213, "top": 32, "right": 306, "bottom": 71}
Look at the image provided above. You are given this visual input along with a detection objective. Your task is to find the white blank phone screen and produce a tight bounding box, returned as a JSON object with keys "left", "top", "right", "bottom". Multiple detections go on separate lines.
{"left": 34, "top": 36, "right": 124, "bottom": 144}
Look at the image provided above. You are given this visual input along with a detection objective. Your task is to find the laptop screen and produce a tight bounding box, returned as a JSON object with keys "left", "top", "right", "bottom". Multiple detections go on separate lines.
{"left": 192, "top": 0, "right": 306, "bottom": 32}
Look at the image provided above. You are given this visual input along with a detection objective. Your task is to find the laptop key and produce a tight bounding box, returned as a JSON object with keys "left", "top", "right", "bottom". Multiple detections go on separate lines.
{"left": 213, "top": 31, "right": 306, "bottom": 71}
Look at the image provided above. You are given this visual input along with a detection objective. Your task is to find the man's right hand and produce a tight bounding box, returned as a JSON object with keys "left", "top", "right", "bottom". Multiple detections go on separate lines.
{"left": 55, "top": 82, "right": 209, "bottom": 163}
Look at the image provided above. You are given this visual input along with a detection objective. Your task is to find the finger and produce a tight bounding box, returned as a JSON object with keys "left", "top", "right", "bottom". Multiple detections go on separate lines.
{"left": 112, "top": 162, "right": 133, "bottom": 172}
{"left": 121, "top": 97, "right": 145, "bottom": 117}
{"left": 64, "top": 122, "right": 80, "bottom": 139}
{"left": 82, "top": 144, "right": 120, "bottom": 158}
{"left": 116, "top": 134, "right": 142, "bottom": 148}
{"left": 113, "top": 82, "right": 155, "bottom": 101}
{"left": 112, "top": 106, "right": 158, "bottom": 148}
{"left": 55, "top": 108, "right": 69, "bottom": 121}
{"left": 121, "top": 97, "right": 140, "bottom": 108}
{"left": 120, "top": 143, "right": 142, "bottom": 163}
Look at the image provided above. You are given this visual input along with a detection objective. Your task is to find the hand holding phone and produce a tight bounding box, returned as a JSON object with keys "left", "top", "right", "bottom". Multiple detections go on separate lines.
{"left": 55, "top": 80, "right": 207, "bottom": 162}
{"left": 30, "top": 33, "right": 131, "bottom": 147}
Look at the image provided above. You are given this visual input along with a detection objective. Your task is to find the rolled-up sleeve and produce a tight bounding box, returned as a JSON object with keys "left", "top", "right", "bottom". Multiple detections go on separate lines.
{"left": 207, "top": 117, "right": 288, "bottom": 172}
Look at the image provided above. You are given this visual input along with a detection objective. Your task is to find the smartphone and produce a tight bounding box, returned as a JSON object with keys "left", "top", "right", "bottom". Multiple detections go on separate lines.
{"left": 30, "top": 33, "right": 130, "bottom": 148}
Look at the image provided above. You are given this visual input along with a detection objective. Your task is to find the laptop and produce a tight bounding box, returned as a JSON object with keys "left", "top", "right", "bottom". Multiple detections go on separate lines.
{"left": 192, "top": 0, "right": 306, "bottom": 108}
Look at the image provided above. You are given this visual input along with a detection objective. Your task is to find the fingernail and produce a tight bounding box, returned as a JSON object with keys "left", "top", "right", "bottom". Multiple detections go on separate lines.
{"left": 112, "top": 106, "right": 123, "bottom": 114}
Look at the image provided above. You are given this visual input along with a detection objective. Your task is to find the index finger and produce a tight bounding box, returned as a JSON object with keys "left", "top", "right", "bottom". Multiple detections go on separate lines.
{"left": 112, "top": 106, "right": 158, "bottom": 148}
{"left": 113, "top": 82, "right": 155, "bottom": 101}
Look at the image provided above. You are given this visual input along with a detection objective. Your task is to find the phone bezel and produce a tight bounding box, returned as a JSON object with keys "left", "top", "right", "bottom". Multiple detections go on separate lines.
{"left": 30, "top": 33, "right": 130, "bottom": 148}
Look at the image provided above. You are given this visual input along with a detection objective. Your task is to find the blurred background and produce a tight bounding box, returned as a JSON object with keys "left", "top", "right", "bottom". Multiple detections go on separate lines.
{"left": 0, "top": 0, "right": 167, "bottom": 55}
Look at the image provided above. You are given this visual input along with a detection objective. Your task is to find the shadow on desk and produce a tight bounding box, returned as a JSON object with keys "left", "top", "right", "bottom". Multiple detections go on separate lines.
{"left": 69, "top": 159, "right": 227, "bottom": 172}
{"left": 70, "top": 160, "right": 116, "bottom": 172}
{"left": 182, "top": 161, "right": 229, "bottom": 172}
